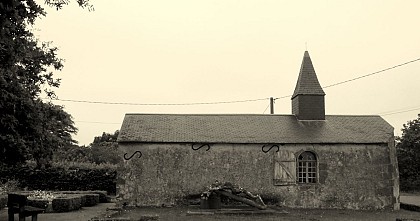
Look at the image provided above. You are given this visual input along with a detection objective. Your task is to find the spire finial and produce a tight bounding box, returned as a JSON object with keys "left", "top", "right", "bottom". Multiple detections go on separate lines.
{"left": 305, "top": 42, "right": 307, "bottom": 51}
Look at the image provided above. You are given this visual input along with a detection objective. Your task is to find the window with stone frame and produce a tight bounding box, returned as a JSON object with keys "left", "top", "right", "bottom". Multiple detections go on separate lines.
{"left": 297, "top": 151, "right": 317, "bottom": 183}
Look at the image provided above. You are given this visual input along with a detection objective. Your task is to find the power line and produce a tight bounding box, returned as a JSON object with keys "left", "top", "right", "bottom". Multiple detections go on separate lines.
{"left": 262, "top": 103, "right": 270, "bottom": 114}
{"left": 44, "top": 97, "right": 269, "bottom": 106}
{"left": 75, "top": 120, "right": 121, "bottom": 124}
{"left": 45, "top": 56, "right": 420, "bottom": 106}
{"left": 379, "top": 107, "right": 420, "bottom": 116}
{"left": 323, "top": 57, "right": 420, "bottom": 89}
{"left": 274, "top": 57, "right": 420, "bottom": 100}
{"left": 377, "top": 105, "right": 420, "bottom": 115}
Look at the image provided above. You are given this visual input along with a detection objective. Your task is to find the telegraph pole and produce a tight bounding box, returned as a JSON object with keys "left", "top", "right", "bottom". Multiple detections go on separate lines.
{"left": 270, "top": 97, "right": 274, "bottom": 114}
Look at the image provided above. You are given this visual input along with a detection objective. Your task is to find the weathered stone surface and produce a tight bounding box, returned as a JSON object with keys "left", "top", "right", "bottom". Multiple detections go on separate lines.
{"left": 117, "top": 143, "right": 399, "bottom": 210}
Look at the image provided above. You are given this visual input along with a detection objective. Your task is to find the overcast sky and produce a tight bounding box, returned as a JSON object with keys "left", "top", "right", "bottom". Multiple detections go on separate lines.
{"left": 34, "top": 0, "right": 420, "bottom": 146}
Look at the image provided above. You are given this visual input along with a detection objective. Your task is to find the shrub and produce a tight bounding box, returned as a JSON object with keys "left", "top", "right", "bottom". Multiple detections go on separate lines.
{"left": 27, "top": 199, "right": 51, "bottom": 211}
{"left": 0, "top": 161, "right": 117, "bottom": 194}
{"left": 84, "top": 193, "right": 99, "bottom": 206}
{"left": 52, "top": 195, "right": 82, "bottom": 212}
{"left": 60, "top": 190, "right": 108, "bottom": 203}
{"left": 0, "top": 179, "right": 20, "bottom": 195}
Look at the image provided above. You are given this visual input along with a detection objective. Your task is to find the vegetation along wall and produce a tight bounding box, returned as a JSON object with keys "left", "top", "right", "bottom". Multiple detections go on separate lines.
{"left": 117, "top": 142, "right": 399, "bottom": 210}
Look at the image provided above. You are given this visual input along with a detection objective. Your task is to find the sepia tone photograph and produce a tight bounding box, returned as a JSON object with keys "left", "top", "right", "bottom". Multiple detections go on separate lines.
{"left": 1, "top": 0, "right": 420, "bottom": 220}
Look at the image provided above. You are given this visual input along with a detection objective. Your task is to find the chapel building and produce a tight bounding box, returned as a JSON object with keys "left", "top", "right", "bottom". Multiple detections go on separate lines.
{"left": 117, "top": 51, "right": 400, "bottom": 210}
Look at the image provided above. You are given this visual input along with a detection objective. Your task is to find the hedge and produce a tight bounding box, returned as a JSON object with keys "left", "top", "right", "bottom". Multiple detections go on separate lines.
{"left": 0, "top": 163, "right": 117, "bottom": 195}
{"left": 52, "top": 195, "right": 82, "bottom": 212}
{"left": 60, "top": 190, "right": 108, "bottom": 203}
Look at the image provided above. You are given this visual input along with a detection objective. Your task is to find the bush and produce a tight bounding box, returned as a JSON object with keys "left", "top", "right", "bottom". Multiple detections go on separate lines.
{"left": 52, "top": 195, "right": 82, "bottom": 212}
{"left": 53, "top": 131, "right": 122, "bottom": 165}
{"left": 0, "top": 179, "right": 20, "bottom": 195}
{"left": 27, "top": 199, "right": 51, "bottom": 211}
{"left": 84, "top": 193, "right": 99, "bottom": 206}
{"left": 60, "top": 190, "right": 108, "bottom": 203}
{"left": 0, "top": 161, "right": 117, "bottom": 194}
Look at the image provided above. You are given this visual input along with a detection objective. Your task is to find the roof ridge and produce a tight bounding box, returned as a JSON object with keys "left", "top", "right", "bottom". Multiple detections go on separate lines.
{"left": 326, "top": 114, "right": 382, "bottom": 117}
{"left": 125, "top": 113, "right": 296, "bottom": 116}
{"left": 124, "top": 113, "right": 383, "bottom": 117}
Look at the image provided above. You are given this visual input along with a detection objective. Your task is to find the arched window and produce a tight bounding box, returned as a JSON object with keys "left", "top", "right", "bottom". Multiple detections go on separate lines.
{"left": 297, "top": 151, "right": 317, "bottom": 183}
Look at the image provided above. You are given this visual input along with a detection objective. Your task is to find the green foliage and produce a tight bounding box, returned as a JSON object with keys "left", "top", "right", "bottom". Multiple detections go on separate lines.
{"left": 45, "top": 0, "right": 94, "bottom": 11}
{"left": 52, "top": 195, "right": 82, "bottom": 212}
{"left": 397, "top": 114, "right": 420, "bottom": 191}
{"left": 90, "top": 130, "right": 121, "bottom": 164}
{"left": 0, "top": 162, "right": 117, "bottom": 194}
{"left": 53, "top": 145, "right": 92, "bottom": 163}
{"left": 0, "top": 0, "right": 91, "bottom": 167}
{"left": 54, "top": 131, "right": 122, "bottom": 165}
{"left": 0, "top": 179, "right": 20, "bottom": 195}
{"left": 93, "top": 131, "right": 119, "bottom": 144}
{"left": 27, "top": 190, "right": 59, "bottom": 202}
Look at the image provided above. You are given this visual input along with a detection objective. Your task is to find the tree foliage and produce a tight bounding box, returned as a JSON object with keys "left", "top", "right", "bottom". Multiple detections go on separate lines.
{"left": 397, "top": 114, "right": 420, "bottom": 191}
{"left": 0, "top": 0, "right": 90, "bottom": 167}
{"left": 54, "top": 131, "right": 121, "bottom": 165}
{"left": 90, "top": 130, "right": 120, "bottom": 164}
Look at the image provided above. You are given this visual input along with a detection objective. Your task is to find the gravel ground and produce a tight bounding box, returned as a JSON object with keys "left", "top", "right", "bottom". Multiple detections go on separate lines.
{"left": 0, "top": 202, "right": 114, "bottom": 221}
{"left": 1, "top": 194, "right": 420, "bottom": 221}
{"left": 113, "top": 205, "right": 420, "bottom": 221}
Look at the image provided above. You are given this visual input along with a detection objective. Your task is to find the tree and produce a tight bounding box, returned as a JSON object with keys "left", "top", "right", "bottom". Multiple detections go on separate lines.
{"left": 0, "top": 0, "right": 90, "bottom": 167}
{"left": 90, "top": 131, "right": 121, "bottom": 165}
{"left": 53, "top": 131, "right": 121, "bottom": 165}
{"left": 396, "top": 114, "right": 420, "bottom": 191}
{"left": 93, "top": 131, "right": 119, "bottom": 144}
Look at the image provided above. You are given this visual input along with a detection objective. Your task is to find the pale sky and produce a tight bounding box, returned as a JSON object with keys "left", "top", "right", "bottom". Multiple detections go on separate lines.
{"left": 34, "top": 0, "right": 420, "bottom": 146}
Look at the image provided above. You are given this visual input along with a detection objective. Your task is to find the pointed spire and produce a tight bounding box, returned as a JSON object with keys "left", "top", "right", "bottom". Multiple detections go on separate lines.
{"left": 291, "top": 51, "right": 326, "bottom": 120}
{"left": 291, "top": 51, "right": 325, "bottom": 99}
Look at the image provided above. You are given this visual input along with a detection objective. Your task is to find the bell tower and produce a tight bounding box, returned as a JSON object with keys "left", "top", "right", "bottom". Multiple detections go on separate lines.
{"left": 291, "top": 51, "right": 326, "bottom": 120}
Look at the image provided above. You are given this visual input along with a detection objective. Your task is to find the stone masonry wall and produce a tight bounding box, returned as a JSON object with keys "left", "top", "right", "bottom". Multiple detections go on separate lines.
{"left": 117, "top": 143, "right": 399, "bottom": 210}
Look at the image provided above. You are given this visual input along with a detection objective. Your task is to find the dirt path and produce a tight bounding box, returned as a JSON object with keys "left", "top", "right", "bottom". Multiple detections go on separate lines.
{"left": 0, "top": 202, "right": 114, "bottom": 221}
{"left": 1, "top": 194, "right": 420, "bottom": 221}
{"left": 115, "top": 206, "right": 420, "bottom": 221}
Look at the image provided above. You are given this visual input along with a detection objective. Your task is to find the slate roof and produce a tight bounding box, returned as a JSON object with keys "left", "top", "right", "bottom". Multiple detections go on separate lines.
{"left": 292, "top": 51, "right": 325, "bottom": 99}
{"left": 117, "top": 114, "right": 393, "bottom": 144}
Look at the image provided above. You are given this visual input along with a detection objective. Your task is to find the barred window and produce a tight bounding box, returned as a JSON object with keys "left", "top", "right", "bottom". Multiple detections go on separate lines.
{"left": 297, "top": 151, "right": 317, "bottom": 183}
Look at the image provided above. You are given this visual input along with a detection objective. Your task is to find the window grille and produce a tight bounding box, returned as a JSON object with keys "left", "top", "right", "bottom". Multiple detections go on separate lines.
{"left": 297, "top": 151, "right": 317, "bottom": 183}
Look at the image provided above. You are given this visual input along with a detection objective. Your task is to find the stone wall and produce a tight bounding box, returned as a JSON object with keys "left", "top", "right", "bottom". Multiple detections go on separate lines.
{"left": 117, "top": 142, "right": 399, "bottom": 210}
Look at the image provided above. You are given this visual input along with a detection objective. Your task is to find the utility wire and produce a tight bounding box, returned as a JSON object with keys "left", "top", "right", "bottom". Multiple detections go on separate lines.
{"left": 45, "top": 97, "right": 269, "bottom": 106}
{"left": 379, "top": 107, "right": 420, "bottom": 116}
{"left": 323, "top": 57, "right": 420, "bottom": 89}
{"left": 76, "top": 105, "right": 420, "bottom": 124}
{"left": 273, "top": 57, "right": 420, "bottom": 100}
{"left": 46, "top": 57, "right": 420, "bottom": 106}
{"left": 75, "top": 120, "right": 121, "bottom": 124}
{"left": 377, "top": 105, "right": 420, "bottom": 115}
{"left": 262, "top": 103, "right": 270, "bottom": 114}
